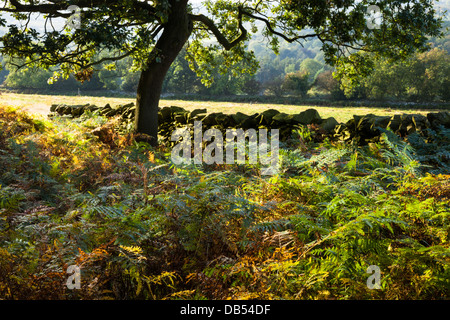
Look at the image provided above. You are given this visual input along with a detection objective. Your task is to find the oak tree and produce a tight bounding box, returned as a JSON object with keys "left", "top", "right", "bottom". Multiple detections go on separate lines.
{"left": 0, "top": 0, "right": 443, "bottom": 144}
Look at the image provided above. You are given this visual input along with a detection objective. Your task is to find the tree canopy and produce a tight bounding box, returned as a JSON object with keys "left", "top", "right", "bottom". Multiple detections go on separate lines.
{"left": 0, "top": 0, "right": 444, "bottom": 143}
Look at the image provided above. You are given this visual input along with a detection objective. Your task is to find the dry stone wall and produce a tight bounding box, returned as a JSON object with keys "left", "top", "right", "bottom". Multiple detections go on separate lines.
{"left": 49, "top": 103, "right": 450, "bottom": 144}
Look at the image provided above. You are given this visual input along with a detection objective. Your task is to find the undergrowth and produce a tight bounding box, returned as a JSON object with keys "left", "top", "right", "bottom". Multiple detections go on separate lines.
{"left": 0, "top": 105, "right": 448, "bottom": 300}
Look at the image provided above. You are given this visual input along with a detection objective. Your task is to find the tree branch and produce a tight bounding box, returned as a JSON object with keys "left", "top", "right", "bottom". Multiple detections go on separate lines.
{"left": 241, "top": 9, "right": 319, "bottom": 43}
{"left": 85, "top": 50, "right": 134, "bottom": 69}
{"left": 7, "top": 0, "right": 73, "bottom": 16}
{"left": 189, "top": 7, "right": 248, "bottom": 51}
{"left": 2, "top": 0, "right": 158, "bottom": 20}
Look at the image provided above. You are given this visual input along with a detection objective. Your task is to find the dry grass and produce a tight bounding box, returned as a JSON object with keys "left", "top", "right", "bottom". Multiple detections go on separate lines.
{"left": 0, "top": 92, "right": 444, "bottom": 123}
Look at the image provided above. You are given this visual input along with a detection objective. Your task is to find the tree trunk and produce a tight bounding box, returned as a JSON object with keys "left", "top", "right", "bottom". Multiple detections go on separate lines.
{"left": 135, "top": 0, "right": 192, "bottom": 145}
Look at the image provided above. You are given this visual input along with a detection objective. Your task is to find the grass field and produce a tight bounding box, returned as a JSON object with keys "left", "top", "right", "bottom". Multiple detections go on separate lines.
{"left": 1, "top": 92, "right": 446, "bottom": 123}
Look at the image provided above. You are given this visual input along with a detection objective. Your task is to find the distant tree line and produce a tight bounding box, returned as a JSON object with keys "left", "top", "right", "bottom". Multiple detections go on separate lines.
{"left": 1, "top": 23, "right": 449, "bottom": 102}
{"left": 340, "top": 47, "right": 450, "bottom": 101}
